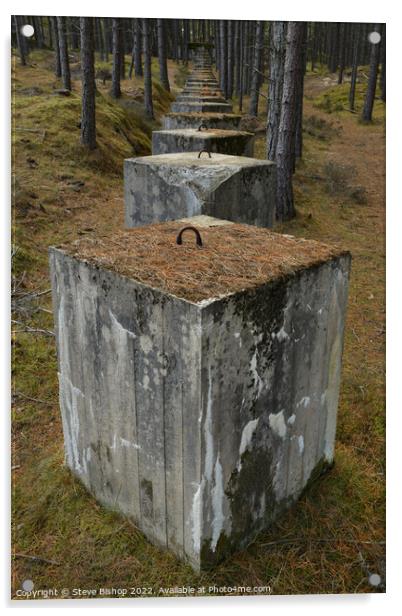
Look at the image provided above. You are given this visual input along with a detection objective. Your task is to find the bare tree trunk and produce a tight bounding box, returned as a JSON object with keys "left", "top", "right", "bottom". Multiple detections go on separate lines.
{"left": 234, "top": 20, "right": 241, "bottom": 96}
{"left": 349, "top": 24, "right": 360, "bottom": 111}
{"left": 338, "top": 22, "right": 346, "bottom": 84}
{"left": 111, "top": 18, "right": 121, "bottom": 98}
{"left": 33, "top": 16, "right": 44, "bottom": 48}
{"left": 219, "top": 20, "right": 227, "bottom": 98}
{"left": 80, "top": 17, "right": 96, "bottom": 150}
{"left": 133, "top": 18, "right": 143, "bottom": 77}
{"left": 362, "top": 24, "right": 381, "bottom": 122}
{"left": 249, "top": 20, "right": 264, "bottom": 116}
{"left": 157, "top": 19, "right": 170, "bottom": 91}
{"left": 51, "top": 17, "right": 61, "bottom": 77}
{"left": 238, "top": 21, "right": 244, "bottom": 112}
{"left": 294, "top": 22, "right": 308, "bottom": 163}
{"left": 57, "top": 17, "right": 71, "bottom": 90}
{"left": 266, "top": 21, "right": 286, "bottom": 161}
{"left": 380, "top": 23, "right": 386, "bottom": 102}
{"left": 227, "top": 20, "right": 234, "bottom": 99}
{"left": 14, "top": 16, "right": 26, "bottom": 65}
{"left": 276, "top": 22, "right": 304, "bottom": 221}
{"left": 142, "top": 18, "right": 154, "bottom": 119}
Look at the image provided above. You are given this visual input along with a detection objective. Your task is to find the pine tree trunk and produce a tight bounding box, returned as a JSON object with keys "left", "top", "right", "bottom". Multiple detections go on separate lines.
{"left": 238, "top": 21, "right": 244, "bottom": 111}
{"left": 57, "top": 17, "right": 71, "bottom": 90}
{"left": 157, "top": 19, "right": 170, "bottom": 91}
{"left": 249, "top": 20, "right": 264, "bottom": 116}
{"left": 276, "top": 22, "right": 304, "bottom": 221}
{"left": 142, "top": 18, "right": 154, "bottom": 119}
{"left": 80, "top": 17, "right": 96, "bottom": 150}
{"left": 234, "top": 21, "right": 241, "bottom": 96}
{"left": 338, "top": 23, "right": 345, "bottom": 84}
{"left": 380, "top": 24, "right": 386, "bottom": 102}
{"left": 14, "top": 16, "right": 27, "bottom": 65}
{"left": 33, "top": 16, "right": 44, "bottom": 48}
{"left": 134, "top": 18, "right": 143, "bottom": 77}
{"left": 120, "top": 22, "right": 126, "bottom": 80}
{"left": 51, "top": 17, "right": 61, "bottom": 77}
{"left": 294, "top": 22, "right": 308, "bottom": 162}
{"left": 266, "top": 21, "right": 286, "bottom": 161}
{"left": 227, "top": 20, "right": 234, "bottom": 99}
{"left": 362, "top": 24, "right": 381, "bottom": 122}
{"left": 219, "top": 20, "right": 227, "bottom": 97}
{"left": 349, "top": 24, "right": 360, "bottom": 111}
{"left": 111, "top": 18, "right": 121, "bottom": 98}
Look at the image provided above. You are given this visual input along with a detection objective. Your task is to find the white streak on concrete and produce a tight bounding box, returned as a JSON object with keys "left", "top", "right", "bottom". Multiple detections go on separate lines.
{"left": 268, "top": 410, "right": 287, "bottom": 439}
{"left": 191, "top": 480, "right": 203, "bottom": 553}
{"left": 204, "top": 365, "right": 214, "bottom": 482}
{"left": 239, "top": 418, "right": 259, "bottom": 458}
{"left": 211, "top": 455, "right": 225, "bottom": 551}
{"left": 109, "top": 309, "right": 136, "bottom": 339}
{"left": 287, "top": 414, "right": 296, "bottom": 425}
{"left": 298, "top": 435, "right": 305, "bottom": 454}
{"left": 250, "top": 349, "right": 264, "bottom": 396}
{"left": 298, "top": 396, "right": 311, "bottom": 408}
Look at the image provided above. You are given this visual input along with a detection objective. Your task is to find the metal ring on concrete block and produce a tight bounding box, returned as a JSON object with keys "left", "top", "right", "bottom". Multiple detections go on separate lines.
{"left": 176, "top": 226, "right": 203, "bottom": 247}
{"left": 198, "top": 149, "right": 211, "bottom": 158}
{"left": 198, "top": 123, "right": 208, "bottom": 131}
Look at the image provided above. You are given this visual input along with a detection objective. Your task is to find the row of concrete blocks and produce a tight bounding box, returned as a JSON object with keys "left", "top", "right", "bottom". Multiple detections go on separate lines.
{"left": 50, "top": 47, "right": 351, "bottom": 573}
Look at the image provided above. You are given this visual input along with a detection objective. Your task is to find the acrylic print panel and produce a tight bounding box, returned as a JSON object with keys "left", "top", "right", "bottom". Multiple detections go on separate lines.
{"left": 11, "top": 12, "right": 385, "bottom": 601}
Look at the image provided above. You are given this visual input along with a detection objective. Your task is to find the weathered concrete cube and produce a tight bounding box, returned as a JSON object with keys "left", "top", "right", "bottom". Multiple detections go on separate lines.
{"left": 49, "top": 218, "right": 351, "bottom": 571}
{"left": 162, "top": 112, "right": 242, "bottom": 131}
{"left": 152, "top": 128, "right": 255, "bottom": 157}
{"left": 124, "top": 152, "right": 276, "bottom": 228}
{"left": 171, "top": 101, "right": 233, "bottom": 113}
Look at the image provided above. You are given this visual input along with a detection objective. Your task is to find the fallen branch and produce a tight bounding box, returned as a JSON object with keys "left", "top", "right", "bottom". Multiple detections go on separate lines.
{"left": 12, "top": 553, "right": 61, "bottom": 566}
{"left": 260, "top": 538, "right": 385, "bottom": 548}
{"left": 11, "top": 320, "right": 55, "bottom": 337}
{"left": 13, "top": 391, "right": 54, "bottom": 406}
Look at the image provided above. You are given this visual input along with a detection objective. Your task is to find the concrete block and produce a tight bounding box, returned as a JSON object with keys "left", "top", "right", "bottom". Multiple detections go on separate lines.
{"left": 152, "top": 128, "right": 255, "bottom": 157}
{"left": 171, "top": 101, "right": 233, "bottom": 113}
{"left": 49, "top": 220, "right": 351, "bottom": 571}
{"left": 124, "top": 152, "right": 276, "bottom": 228}
{"left": 162, "top": 112, "right": 242, "bottom": 131}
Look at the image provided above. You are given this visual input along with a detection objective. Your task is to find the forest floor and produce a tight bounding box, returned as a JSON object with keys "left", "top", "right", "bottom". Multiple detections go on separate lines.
{"left": 11, "top": 51, "right": 385, "bottom": 598}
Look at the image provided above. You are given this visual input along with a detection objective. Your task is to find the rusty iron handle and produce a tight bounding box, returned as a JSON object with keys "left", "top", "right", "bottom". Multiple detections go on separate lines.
{"left": 198, "top": 122, "right": 208, "bottom": 131}
{"left": 176, "top": 226, "right": 203, "bottom": 247}
{"left": 198, "top": 149, "right": 211, "bottom": 159}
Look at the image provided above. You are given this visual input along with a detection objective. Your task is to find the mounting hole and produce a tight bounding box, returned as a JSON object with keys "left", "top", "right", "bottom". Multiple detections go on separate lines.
{"left": 21, "top": 24, "right": 34, "bottom": 38}
{"left": 368, "top": 573, "right": 382, "bottom": 587}
{"left": 368, "top": 31, "right": 381, "bottom": 45}
{"left": 22, "top": 579, "right": 34, "bottom": 592}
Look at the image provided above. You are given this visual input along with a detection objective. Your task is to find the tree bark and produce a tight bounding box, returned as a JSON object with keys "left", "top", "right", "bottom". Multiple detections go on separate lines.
{"left": 380, "top": 23, "right": 386, "bottom": 102}
{"left": 157, "top": 19, "right": 170, "bottom": 91}
{"left": 349, "top": 24, "right": 360, "bottom": 111}
{"left": 57, "top": 17, "right": 71, "bottom": 90}
{"left": 294, "top": 22, "right": 308, "bottom": 162}
{"left": 133, "top": 18, "right": 143, "bottom": 77}
{"left": 266, "top": 21, "right": 286, "bottom": 161}
{"left": 142, "top": 18, "right": 154, "bottom": 119}
{"left": 362, "top": 24, "right": 381, "bottom": 122}
{"left": 276, "top": 22, "right": 304, "bottom": 221}
{"left": 111, "top": 18, "right": 121, "bottom": 98}
{"left": 80, "top": 17, "right": 96, "bottom": 150}
{"left": 227, "top": 20, "right": 234, "bottom": 99}
{"left": 249, "top": 20, "right": 264, "bottom": 116}
{"left": 14, "top": 16, "right": 27, "bottom": 65}
{"left": 51, "top": 17, "right": 61, "bottom": 77}
{"left": 219, "top": 20, "right": 227, "bottom": 98}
